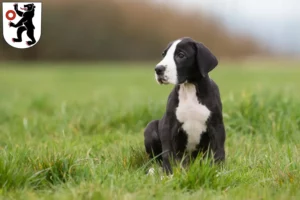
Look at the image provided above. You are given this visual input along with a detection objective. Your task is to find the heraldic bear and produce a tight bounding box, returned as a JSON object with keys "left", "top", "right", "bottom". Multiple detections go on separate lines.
{"left": 9, "top": 3, "right": 36, "bottom": 46}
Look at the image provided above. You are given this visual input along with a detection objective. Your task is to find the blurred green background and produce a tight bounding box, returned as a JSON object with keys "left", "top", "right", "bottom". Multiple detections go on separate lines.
{"left": 1, "top": 1, "right": 300, "bottom": 199}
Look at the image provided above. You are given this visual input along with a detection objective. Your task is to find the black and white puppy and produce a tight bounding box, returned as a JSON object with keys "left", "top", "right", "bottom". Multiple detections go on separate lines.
{"left": 144, "top": 37, "right": 226, "bottom": 175}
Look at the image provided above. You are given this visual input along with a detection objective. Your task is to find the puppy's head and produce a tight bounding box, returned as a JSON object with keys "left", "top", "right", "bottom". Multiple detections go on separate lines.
{"left": 154, "top": 37, "right": 218, "bottom": 85}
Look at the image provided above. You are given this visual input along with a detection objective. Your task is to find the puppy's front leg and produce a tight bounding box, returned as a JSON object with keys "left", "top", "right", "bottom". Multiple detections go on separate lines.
{"left": 161, "top": 139, "right": 174, "bottom": 175}
{"left": 160, "top": 117, "right": 177, "bottom": 175}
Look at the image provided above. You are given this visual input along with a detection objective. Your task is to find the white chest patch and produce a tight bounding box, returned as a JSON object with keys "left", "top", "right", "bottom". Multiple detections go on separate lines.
{"left": 176, "top": 83, "right": 211, "bottom": 152}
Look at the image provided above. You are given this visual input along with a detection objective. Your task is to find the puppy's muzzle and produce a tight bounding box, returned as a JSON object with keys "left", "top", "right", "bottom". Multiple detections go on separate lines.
{"left": 155, "top": 65, "right": 167, "bottom": 84}
{"left": 155, "top": 65, "right": 166, "bottom": 76}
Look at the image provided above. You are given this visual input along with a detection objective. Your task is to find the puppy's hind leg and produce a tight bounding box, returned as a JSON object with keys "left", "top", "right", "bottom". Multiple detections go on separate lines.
{"left": 144, "top": 120, "right": 162, "bottom": 160}
{"left": 144, "top": 120, "right": 162, "bottom": 175}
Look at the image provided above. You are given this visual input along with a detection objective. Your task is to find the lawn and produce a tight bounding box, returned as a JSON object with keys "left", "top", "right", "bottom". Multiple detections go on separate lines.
{"left": 0, "top": 61, "right": 300, "bottom": 200}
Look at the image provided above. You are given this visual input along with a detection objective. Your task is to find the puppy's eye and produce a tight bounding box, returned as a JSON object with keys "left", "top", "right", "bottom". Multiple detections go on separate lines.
{"left": 162, "top": 51, "right": 166, "bottom": 57}
{"left": 177, "top": 52, "right": 185, "bottom": 58}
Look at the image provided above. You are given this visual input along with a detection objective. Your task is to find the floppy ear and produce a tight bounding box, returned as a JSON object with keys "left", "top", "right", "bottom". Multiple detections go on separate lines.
{"left": 195, "top": 42, "right": 218, "bottom": 77}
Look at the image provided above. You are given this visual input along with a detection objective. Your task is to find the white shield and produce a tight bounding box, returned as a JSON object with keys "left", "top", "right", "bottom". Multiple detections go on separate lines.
{"left": 2, "top": 2, "right": 42, "bottom": 49}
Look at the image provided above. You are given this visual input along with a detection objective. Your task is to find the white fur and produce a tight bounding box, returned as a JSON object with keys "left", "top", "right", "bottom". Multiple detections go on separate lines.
{"left": 176, "top": 83, "right": 211, "bottom": 152}
{"left": 160, "top": 175, "right": 173, "bottom": 180}
{"left": 156, "top": 40, "right": 181, "bottom": 84}
{"left": 147, "top": 168, "right": 155, "bottom": 176}
{"left": 147, "top": 167, "right": 173, "bottom": 180}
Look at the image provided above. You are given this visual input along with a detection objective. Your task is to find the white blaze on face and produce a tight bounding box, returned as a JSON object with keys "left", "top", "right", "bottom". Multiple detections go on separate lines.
{"left": 156, "top": 40, "right": 181, "bottom": 85}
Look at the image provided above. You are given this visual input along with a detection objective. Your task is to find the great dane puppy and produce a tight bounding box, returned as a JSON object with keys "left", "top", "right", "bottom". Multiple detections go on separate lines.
{"left": 144, "top": 37, "right": 226, "bottom": 175}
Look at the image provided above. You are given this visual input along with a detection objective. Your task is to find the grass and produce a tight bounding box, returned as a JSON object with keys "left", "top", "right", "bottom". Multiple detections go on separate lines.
{"left": 0, "top": 60, "right": 300, "bottom": 199}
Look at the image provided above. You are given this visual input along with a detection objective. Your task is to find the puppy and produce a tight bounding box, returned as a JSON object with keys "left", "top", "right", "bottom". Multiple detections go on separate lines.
{"left": 144, "top": 37, "right": 226, "bottom": 175}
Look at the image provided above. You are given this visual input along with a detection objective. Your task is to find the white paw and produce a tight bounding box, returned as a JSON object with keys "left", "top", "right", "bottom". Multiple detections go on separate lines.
{"left": 147, "top": 168, "right": 155, "bottom": 176}
{"left": 160, "top": 174, "right": 173, "bottom": 180}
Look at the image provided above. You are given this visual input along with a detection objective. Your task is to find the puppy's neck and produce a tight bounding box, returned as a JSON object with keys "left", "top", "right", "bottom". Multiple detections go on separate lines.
{"left": 177, "top": 76, "right": 211, "bottom": 97}
{"left": 178, "top": 83, "right": 197, "bottom": 101}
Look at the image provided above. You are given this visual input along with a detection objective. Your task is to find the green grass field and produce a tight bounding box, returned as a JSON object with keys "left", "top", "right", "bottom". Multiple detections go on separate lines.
{"left": 0, "top": 61, "right": 300, "bottom": 200}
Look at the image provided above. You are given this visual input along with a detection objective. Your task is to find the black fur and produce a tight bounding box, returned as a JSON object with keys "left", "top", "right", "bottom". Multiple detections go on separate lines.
{"left": 144, "top": 37, "right": 226, "bottom": 175}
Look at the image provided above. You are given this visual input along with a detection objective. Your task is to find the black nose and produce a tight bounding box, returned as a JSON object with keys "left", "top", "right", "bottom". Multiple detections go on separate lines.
{"left": 155, "top": 65, "right": 165, "bottom": 75}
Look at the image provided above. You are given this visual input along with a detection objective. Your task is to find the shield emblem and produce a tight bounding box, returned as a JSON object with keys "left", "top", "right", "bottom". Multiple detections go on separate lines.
{"left": 2, "top": 2, "right": 42, "bottom": 49}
